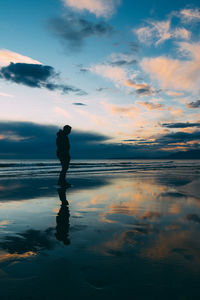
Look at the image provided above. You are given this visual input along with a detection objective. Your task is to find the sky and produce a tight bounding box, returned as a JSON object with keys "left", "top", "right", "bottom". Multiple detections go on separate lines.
{"left": 0, "top": 0, "right": 200, "bottom": 158}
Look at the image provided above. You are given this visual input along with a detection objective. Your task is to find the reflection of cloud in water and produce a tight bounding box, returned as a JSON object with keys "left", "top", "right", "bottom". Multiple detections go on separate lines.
{"left": 185, "top": 214, "right": 200, "bottom": 223}
{"left": 78, "top": 193, "right": 109, "bottom": 209}
{"left": 88, "top": 175, "right": 200, "bottom": 271}
{"left": 99, "top": 178, "right": 174, "bottom": 223}
{"left": 168, "top": 203, "right": 182, "bottom": 214}
{"left": 156, "top": 176, "right": 192, "bottom": 187}
{"left": 139, "top": 211, "right": 162, "bottom": 220}
{"left": 100, "top": 212, "right": 118, "bottom": 224}
{"left": 91, "top": 193, "right": 109, "bottom": 205}
{"left": 92, "top": 225, "right": 155, "bottom": 257}
{"left": 165, "top": 224, "right": 182, "bottom": 231}
{"left": 178, "top": 179, "right": 200, "bottom": 200}
{"left": 160, "top": 191, "right": 186, "bottom": 198}
{"left": 0, "top": 185, "right": 5, "bottom": 191}
{"left": 143, "top": 229, "right": 200, "bottom": 268}
{"left": 0, "top": 229, "right": 55, "bottom": 255}
{"left": 98, "top": 175, "right": 200, "bottom": 225}
{"left": 0, "top": 250, "right": 36, "bottom": 263}
{"left": 0, "top": 220, "right": 12, "bottom": 227}
{"left": 0, "top": 176, "right": 110, "bottom": 202}
{"left": 0, "top": 171, "right": 199, "bottom": 286}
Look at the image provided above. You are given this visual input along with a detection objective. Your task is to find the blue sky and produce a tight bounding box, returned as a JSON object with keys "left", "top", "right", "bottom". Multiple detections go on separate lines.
{"left": 0, "top": 0, "right": 200, "bottom": 157}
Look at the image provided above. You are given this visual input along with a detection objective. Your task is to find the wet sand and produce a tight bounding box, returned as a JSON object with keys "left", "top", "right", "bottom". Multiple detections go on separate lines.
{"left": 0, "top": 168, "right": 200, "bottom": 299}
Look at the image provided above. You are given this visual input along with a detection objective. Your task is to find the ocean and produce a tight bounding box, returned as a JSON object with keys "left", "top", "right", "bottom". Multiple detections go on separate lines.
{"left": 0, "top": 159, "right": 200, "bottom": 178}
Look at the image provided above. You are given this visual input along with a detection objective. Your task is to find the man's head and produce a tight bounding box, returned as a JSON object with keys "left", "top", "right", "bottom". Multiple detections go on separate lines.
{"left": 63, "top": 125, "right": 72, "bottom": 135}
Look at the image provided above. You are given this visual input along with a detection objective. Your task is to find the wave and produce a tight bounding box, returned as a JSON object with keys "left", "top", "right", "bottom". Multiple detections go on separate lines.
{"left": 0, "top": 159, "right": 199, "bottom": 178}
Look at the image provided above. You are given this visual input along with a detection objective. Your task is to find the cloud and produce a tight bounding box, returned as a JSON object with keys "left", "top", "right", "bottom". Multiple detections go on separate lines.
{"left": 0, "top": 49, "right": 41, "bottom": 67}
{"left": 0, "top": 92, "right": 14, "bottom": 98}
{"left": 187, "top": 100, "right": 200, "bottom": 108}
{"left": 0, "top": 122, "right": 198, "bottom": 159}
{"left": 0, "top": 121, "right": 112, "bottom": 159}
{"left": 96, "top": 87, "right": 110, "bottom": 92}
{"left": 166, "top": 91, "right": 185, "bottom": 97}
{"left": 54, "top": 106, "right": 72, "bottom": 118}
{"left": 103, "top": 102, "right": 141, "bottom": 119}
{"left": 157, "top": 131, "right": 200, "bottom": 144}
{"left": 49, "top": 15, "right": 113, "bottom": 51}
{"left": 162, "top": 122, "right": 200, "bottom": 128}
{"left": 138, "top": 101, "right": 164, "bottom": 110}
{"left": 135, "top": 20, "right": 170, "bottom": 45}
{"left": 128, "top": 42, "right": 140, "bottom": 52}
{"left": 135, "top": 88, "right": 153, "bottom": 95}
{"left": 108, "top": 53, "right": 137, "bottom": 66}
{"left": 0, "top": 62, "right": 86, "bottom": 95}
{"left": 74, "top": 64, "right": 90, "bottom": 73}
{"left": 174, "top": 27, "right": 191, "bottom": 39}
{"left": 0, "top": 121, "right": 156, "bottom": 158}
{"left": 180, "top": 8, "right": 200, "bottom": 23}
{"left": 110, "top": 60, "right": 137, "bottom": 67}
{"left": 125, "top": 81, "right": 149, "bottom": 89}
{"left": 168, "top": 107, "right": 184, "bottom": 118}
{"left": 125, "top": 80, "right": 154, "bottom": 95}
{"left": 123, "top": 128, "right": 200, "bottom": 153}
{"left": 0, "top": 63, "right": 56, "bottom": 88}
{"left": 91, "top": 64, "right": 153, "bottom": 94}
{"left": 135, "top": 19, "right": 190, "bottom": 46}
{"left": 80, "top": 67, "right": 89, "bottom": 73}
{"left": 141, "top": 42, "right": 200, "bottom": 92}
{"left": 90, "top": 64, "right": 127, "bottom": 85}
{"left": 62, "top": 0, "right": 120, "bottom": 18}
{"left": 72, "top": 102, "right": 86, "bottom": 106}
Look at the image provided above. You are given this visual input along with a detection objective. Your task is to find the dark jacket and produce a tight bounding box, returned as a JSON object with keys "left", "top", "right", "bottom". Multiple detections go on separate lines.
{"left": 56, "top": 130, "right": 70, "bottom": 158}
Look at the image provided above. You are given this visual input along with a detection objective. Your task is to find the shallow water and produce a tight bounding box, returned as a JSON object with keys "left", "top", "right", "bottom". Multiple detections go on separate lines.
{"left": 0, "top": 158, "right": 200, "bottom": 178}
{"left": 0, "top": 162, "right": 200, "bottom": 299}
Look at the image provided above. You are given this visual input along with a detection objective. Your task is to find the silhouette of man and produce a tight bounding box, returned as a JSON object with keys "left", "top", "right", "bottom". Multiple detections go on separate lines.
{"left": 56, "top": 125, "right": 71, "bottom": 186}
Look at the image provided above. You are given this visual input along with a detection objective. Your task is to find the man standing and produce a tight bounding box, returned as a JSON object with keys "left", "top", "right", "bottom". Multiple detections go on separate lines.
{"left": 56, "top": 125, "right": 71, "bottom": 186}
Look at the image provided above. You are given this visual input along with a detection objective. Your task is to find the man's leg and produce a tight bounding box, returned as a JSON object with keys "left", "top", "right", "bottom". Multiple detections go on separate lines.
{"left": 58, "top": 158, "right": 69, "bottom": 185}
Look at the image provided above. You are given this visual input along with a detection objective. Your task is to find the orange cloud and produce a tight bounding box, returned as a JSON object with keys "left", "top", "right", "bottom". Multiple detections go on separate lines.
{"left": 91, "top": 64, "right": 151, "bottom": 93}
{"left": 138, "top": 101, "right": 164, "bottom": 110}
{"left": 125, "top": 80, "right": 150, "bottom": 90}
{"left": 0, "top": 92, "right": 14, "bottom": 98}
{"left": 135, "top": 19, "right": 190, "bottom": 46}
{"left": 180, "top": 8, "right": 200, "bottom": 22}
{"left": 103, "top": 102, "right": 141, "bottom": 119}
{"left": 54, "top": 106, "right": 72, "bottom": 118}
{"left": 166, "top": 91, "right": 185, "bottom": 97}
{"left": 62, "top": 0, "right": 120, "bottom": 17}
{"left": 168, "top": 107, "right": 184, "bottom": 117}
{"left": 0, "top": 49, "right": 41, "bottom": 67}
{"left": 91, "top": 64, "right": 127, "bottom": 86}
{"left": 141, "top": 42, "right": 200, "bottom": 92}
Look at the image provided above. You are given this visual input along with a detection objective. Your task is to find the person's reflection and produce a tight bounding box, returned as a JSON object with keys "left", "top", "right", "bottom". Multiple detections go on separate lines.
{"left": 55, "top": 187, "right": 70, "bottom": 245}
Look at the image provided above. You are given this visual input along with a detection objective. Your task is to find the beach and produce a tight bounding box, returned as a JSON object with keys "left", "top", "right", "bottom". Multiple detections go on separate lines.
{"left": 0, "top": 159, "right": 200, "bottom": 299}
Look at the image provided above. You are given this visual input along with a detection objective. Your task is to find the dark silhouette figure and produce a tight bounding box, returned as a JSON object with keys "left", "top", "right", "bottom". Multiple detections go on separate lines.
{"left": 56, "top": 125, "right": 71, "bottom": 186}
{"left": 55, "top": 187, "right": 70, "bottom": 245}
